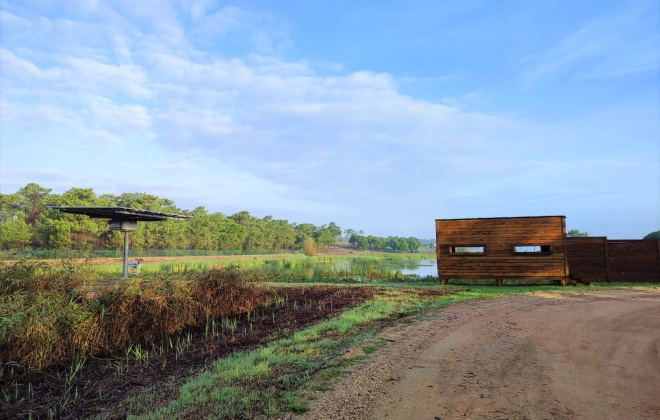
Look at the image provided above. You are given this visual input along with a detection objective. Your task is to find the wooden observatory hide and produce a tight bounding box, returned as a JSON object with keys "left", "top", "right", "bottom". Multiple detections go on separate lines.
{"left": 435, "top": 216, "right": 569, "bottom": 285}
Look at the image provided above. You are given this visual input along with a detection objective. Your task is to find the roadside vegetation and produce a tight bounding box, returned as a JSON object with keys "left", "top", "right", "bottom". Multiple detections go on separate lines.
{"left": 1, "top": 256, "right": 657, "bottom": 419}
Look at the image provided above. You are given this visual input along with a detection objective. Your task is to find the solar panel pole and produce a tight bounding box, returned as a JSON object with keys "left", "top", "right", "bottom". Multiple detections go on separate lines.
{"left": 122, "top": 231, "right": 130, "bottom": 279}
{"left": 46, "top": 207, "right": 190, "bottom": 279}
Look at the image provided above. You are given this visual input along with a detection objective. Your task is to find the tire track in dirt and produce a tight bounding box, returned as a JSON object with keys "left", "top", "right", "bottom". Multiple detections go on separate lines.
{"left": 303, "top": 289, "right": 660, "bottom": 420}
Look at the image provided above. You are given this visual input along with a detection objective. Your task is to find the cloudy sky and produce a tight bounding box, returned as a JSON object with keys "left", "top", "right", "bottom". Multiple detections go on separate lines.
{"left": 1, "top": 0, "right": 658, "bottom": 239}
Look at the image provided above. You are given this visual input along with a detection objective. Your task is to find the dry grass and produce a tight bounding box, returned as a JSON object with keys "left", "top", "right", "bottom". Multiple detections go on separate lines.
{"left": 0, "top": 262, "right": 262, "bottom": 371}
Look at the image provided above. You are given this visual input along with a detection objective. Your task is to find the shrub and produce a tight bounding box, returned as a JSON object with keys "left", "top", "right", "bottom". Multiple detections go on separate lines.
{"left": 302, "top": 237, "right": 316, "bottom": 256}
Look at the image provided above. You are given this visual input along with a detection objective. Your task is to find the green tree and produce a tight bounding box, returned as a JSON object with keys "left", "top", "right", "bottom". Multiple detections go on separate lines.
{"left": 214, "top": 215, "right": 246, "bottom": 250}
{"left": 327, "top": 222, "right": 342, "bottom": 247}
{"left": 407, "top": 237, "right": 421, "bottom": 253}
{"left": 17, "top": 183, "right": 52, "bottom": 225}
{"left": 644, "top": 230, "right": 660, "bottom": 239}
{"left": 272, "top": 219, "right": 296, "bottom": 250}
{"left": 294, "top": 223, "right": 316, "bottom": 248}
{"left": 343, "top": 228, "right": 356, "bottom": 241}
{"left": 349, "top": 234, "right": 368, "bottom": 249}
{"left": 314, "top": 225, "right": 335, "bottom": 249}
{"left": 386, "top": 237, "right": 410, "bottom": 252}
{"left": 58, "top": 188, "right": 105, "bottom": 250}
{"left": 0, "top": 192, "right": 23, "bottom": 223}
{"left": 117, "top": 192, "right": 177, "bottom": 212}
{"left": 186, "top": 207, "right": 215, "bottom": 249}
{"left": 0, "top": 217, "right": 33, "bottom": 249}
{"left": 567, "top": 229, "right": 589, "bottom": 237}
{"left": 36, "top": 217, "right": 73, "bottom": 249}
{"left": 230, "top": 211, "right": 252, "bottom": 225}
{"left": 367, "top": 235, "right": 385, "bottom": 250}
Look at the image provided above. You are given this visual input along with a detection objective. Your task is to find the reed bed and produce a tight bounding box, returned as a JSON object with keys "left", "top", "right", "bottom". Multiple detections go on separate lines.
{"left": 0, "top": 261, "right": 263, "bottom": 371}
{"left": 146, "top": 256, "right": 435, "bottom": 284}
{"left": 1, "top": 255, "right": 433, "bottom": 371}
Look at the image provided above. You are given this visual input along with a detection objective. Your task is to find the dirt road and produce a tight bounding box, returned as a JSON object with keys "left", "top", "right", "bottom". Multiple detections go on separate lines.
{"left": 304, "top": 288, "right": 660, "bottom": 420}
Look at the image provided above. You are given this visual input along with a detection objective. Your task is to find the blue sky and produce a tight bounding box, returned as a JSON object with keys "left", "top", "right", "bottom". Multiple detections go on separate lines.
{"left": 1, "top": 0, "right": 658, "bottom": 239}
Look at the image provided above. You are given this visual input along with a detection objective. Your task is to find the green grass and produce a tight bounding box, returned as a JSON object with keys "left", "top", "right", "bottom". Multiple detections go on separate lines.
{"left": 362, "top": 338, "right": 389, "bottom": 355}
{"left": 337, "top": 355, "right": 367, "bottom": 367}
{"left": 318, "top": 368, "right": 344, "bottom": 380}
{"left": 98, "top": 283, "right": 595, "bottom": 419}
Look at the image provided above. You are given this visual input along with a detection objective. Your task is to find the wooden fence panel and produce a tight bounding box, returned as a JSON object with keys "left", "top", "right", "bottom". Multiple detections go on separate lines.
{"left": 606, "top": 240, "right": 660, "bottom": 282}
{"left": 565, "top": 237, "right": 608, "bottom": 283}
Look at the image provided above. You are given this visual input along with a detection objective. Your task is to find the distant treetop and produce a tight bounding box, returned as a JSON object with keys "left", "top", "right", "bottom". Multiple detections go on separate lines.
{"left": 644, "top": 230, "right": 660, "bottom": 240}
{"left": 567, "top": 229, "right": 589, "bottom": 237}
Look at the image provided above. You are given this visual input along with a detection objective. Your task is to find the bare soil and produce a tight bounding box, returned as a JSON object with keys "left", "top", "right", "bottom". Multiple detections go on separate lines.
{"left": 306, "top": 288, "right": 660, "bottom": 420}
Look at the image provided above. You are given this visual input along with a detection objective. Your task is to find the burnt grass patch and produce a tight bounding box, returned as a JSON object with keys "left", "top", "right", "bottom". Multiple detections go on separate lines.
{"left": 2, "top": 285, "right": 383, "bottom": 419}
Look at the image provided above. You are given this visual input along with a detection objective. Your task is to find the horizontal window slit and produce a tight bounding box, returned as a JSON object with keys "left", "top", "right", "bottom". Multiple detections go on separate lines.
{"left": 449, "top": 246, "right": 485, "bottom": 254}
{"left": 513, "top": 245, "right": 552, "bottom": 254}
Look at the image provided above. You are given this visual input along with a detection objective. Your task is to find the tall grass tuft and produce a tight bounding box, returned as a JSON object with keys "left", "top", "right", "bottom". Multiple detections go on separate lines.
{"left": 0, "top": 262, "right": 262, "bottom": 371}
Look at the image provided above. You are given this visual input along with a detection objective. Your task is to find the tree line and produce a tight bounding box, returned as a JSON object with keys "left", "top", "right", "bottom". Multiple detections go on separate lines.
{"left": 0, "top": 183, "right": 421, "bottom": 253}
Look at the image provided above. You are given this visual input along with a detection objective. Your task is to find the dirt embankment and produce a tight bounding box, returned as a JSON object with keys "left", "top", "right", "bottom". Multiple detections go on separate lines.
{"left": 304, "top": 288, "right": 660, "bottom": 420}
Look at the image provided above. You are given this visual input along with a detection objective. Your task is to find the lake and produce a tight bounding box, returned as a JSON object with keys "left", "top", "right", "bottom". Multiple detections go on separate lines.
{"left": 256, "top": 257, "right": 439, "bottom": 281}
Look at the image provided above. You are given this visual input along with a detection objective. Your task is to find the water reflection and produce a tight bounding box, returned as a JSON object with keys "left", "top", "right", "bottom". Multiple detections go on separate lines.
{"left": 258, "top": 257, "right": 438, "bottom": 279}
{"left": 397, "top": 259, "right": 438, "bottom": 277}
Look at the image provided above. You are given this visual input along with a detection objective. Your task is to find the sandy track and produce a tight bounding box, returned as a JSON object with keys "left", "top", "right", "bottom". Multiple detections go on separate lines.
{"left": 304, "top": 288, "right": 660, "bottom": 420}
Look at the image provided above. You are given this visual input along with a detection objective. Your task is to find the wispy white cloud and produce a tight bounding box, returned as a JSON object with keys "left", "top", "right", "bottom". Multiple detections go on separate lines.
{"left": 520, "top": 0, "right": 659, "bottom": 86}
{"left": 1, "top": 0, "right": 657, "bottom": 238}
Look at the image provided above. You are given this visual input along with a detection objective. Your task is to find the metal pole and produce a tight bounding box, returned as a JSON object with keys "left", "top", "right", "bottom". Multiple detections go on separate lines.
{"left": 123, "top": 231, "right": 129, "bottom": 279}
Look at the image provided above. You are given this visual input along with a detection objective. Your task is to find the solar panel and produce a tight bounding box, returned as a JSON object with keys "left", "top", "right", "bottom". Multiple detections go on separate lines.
{"left": 47, "top": 206, "right": 191, "bottom": 278}
{"left": 47, "top": 206, "right": 190, "bottom": 221}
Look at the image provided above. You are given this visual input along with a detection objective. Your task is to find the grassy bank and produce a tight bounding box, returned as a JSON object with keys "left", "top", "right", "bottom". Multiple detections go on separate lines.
{"left": 103, "top": 282, "right": 658, "bottom": 419}
{"left": 96, "top": 288, "right": 462, "bottom": 419}
{"left": 100, "top": 283, "right": 590, "bottom": 419}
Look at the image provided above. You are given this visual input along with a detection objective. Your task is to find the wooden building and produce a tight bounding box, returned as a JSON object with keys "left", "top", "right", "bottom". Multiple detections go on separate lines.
{"left": 436, "top": 216, "right": 569, "bottom": 286}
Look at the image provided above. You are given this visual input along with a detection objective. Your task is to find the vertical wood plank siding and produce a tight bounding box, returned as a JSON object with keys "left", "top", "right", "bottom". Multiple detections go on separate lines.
{"left": 606, "top": 240, "right": 660, "bottom": 282}
{"left": 566, "top": 237, "right": 608, "bottom": 283}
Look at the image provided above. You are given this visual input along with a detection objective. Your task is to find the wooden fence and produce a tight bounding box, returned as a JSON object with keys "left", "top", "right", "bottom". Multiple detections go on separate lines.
{"left": 437, "top": 217, "right": 660, "bottom": 284}
{"left": 566, "top": 238, "right": 660, "bottom": 283}
{"left": 565, "top": 237, "right": 608, "bottom": 283}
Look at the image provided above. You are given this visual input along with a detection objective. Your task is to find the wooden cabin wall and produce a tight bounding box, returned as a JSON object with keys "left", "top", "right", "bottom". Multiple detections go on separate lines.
{"left": 436, "top": 216, "right": 568, "bottom": 281}
{"left": 606, "top": 239, "right": 660, "bottom": 283}
{"left": 565, "top": 237, "right": 608, "bottom": 283}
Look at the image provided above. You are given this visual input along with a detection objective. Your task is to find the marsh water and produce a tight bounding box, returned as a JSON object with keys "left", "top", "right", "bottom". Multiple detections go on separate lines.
{"left": 347, "top": 258, "right": 438, "bottom": 277}
{"left": 150, "top": 256, "right": 439, "bottom": 282}
{"left": 252, "top": 257, "right": 439, "bottom": 282}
